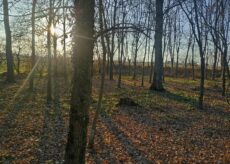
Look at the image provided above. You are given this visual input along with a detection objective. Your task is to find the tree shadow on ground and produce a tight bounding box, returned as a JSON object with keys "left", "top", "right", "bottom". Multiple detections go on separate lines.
{"left": 99, "top": 113, "right": 152, "bottom": 163}
{"left": 153, "top": 90, "right": 197, "bottom": 107}
{"left": 0, "top": 90, "right": 33, "bottom": 140}
{"left": 118, "top": 106, "right": 201, "bottom": 132}
{"left": 89, "top": 129, "right": 117, "bottom": 163}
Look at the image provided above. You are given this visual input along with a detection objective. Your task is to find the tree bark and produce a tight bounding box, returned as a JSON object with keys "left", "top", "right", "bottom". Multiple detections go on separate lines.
{"left": 150, "top": 0, "right": 164, "bottom": 91}
{"left": 3, "top": 0, "right": 15, "bottom": 83}
{"left": 109, "top": 0, "right": 117, "bottom": 80}
{"left": 62, "top": 0, "right": 67, "bottom": 82}
{"left": 29, "top": 0, "right": 36, "bottom": 90}
{"left": 47, "top": 0, "right": 52, "bottom": 103}
{"left": 64, "top": 0, "right": 94, "bottom": 163}
{"left": 88, "top": 0, "right": 106, "bottom": 148}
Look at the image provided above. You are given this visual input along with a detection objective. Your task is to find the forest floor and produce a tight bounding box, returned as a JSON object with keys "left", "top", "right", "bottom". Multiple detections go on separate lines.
{"left": 0, "top": 74, "right": 229, "bottom": 163}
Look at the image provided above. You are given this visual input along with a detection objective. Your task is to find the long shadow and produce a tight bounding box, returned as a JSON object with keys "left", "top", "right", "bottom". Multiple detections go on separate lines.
{"left": 118, "top": 106, "right": 201, "bottom": 132}
{"left": 37, "top": 103, "right": 66, "bottom": 163}
{"left": 0, "top": 90, "right": 33, "bottom": 141}
{"left": 89, "top": 129, "right": 116, "bottom": 164}
{"left": 53, "top": 102, "right": 66, "bottom": 162}
{"left": 100, "top": 113, "right": 152, "bottom": 163}
{"left": 154, "top": 90, "right": 197, "bottom": 107}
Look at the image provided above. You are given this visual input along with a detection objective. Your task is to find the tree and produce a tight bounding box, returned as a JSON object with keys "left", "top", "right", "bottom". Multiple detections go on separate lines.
{"left": 109, "top": 0, "right": 117, "bottom": 80}
{"left": 47, "top": 0, "right": 53, "bottom": 103}
{"left": 3, "top": 0, "right": 15, "bottom": 83}
{"left": 64, "top": 0, "right": 95, "bottom": 163}
{"left": 179, "top": 0, "right": 207, "bottom": 109}
{"left": 29, "top": 0, "right": 37, "bottom": 90}
{"left": 150, "top": 0, "right": 164, "bottom": 91}
{"left": 88, "top": 0, "right": 106, "bottom": 148}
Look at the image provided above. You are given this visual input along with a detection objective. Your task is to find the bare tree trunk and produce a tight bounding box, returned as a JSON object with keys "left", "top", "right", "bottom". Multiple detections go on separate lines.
{"left": 109, "top": 0, "right": 117, "bottom": 80}
{"left": 53, "top": 27, "right": 58, "bottom": 101}
{"left": 128, "top": 58, "right": 131, "bottom": 76}
{"left": 212, "top": 45, "right": 218, "bottom": 80}
{"left": 64, "top": 0, "right": 94, "bottom": 163}
{"left": 150, "top": 0, "right": 164, "bottom": 91}
{"left": 184, "top": 33, "right": 192, "bottom": 78}
{"left": 47, "top": 0, "right": 52, "bottom": 103}
{"left": 149, "top": 45, "right": 154, "bottom": 83}
{"left": 141, "top": 34, "right": 148, "bottom": 87}
{"left": 118, "top": 4, "right": 125, "bottom": 88}
{"left": 132, "top": 36, "right": 139, "bottom": 80}
{"left": 88, "top": 0, "right": 106, "bottom": 148}
{"left": 199, "top": 53, "right": 205, "bottom": 109}
{"left": 3, "top": 0, "right": 15, "bottom": 83}
{"left": 53, "top": 32, "right": 58, "bottom": 77}
{"left": 222, "top": 49, "right": 227, "bottom": 96}
{"left": 191, "top": 40, "right": 195, "bottom": 80}
{"left": 175, "top": 46, "right": 179, "bottom": 78}
{"left": 30, "top": 0, "right": 36, "bottom": 90}
{"left": 62, "top": 0, "right": 67, "bottom": 82}
{"left": 16, "top": 47, "right": 21, "bottom": 75}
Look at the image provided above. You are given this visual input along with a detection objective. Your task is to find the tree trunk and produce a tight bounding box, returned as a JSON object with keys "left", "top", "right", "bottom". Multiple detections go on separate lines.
{"left": 47, "top": 0, "right": 52, "bottom": 103}
{"left": 199, "top": 53, "right": 205, "bottom": 109}
{"left": 29, "top": 0, "right": 36, "bottom": 90}
{"left": 88, "top": 0, "right": 106, "bottom": 148}
{"left": 3, "top": 0, "right": 15, "bottom": 83}
{"left": 149, "top": 45, "right": 154, "bottom": 83}
{"left": 16, "top": 48, "right": 21, "bottom": 75}
{"left": 184, "top": 32, "right": 192, "bottom": 78}
{"left": 141, "top": 35, "right": 148, "bottom": 87}
{"left": 64, "top": 0, "right": 94, "bottom": 163}
{"left": 191, "top": 41, "right": 195, "bottom": 80}
{"left": 175, "top": 47, "right": 179, "bottom": 78}
{"left": 132, "top": 36, "right": 139, "bottom": 80}
{"left": 62, "top": 0, "right": 67, "bottom": 82}
{"left": 118, "top": 7, "right": 125, "bottom": 88}
{"left": 150, "top": 0, "right": 164, "bottom": 91}
{"left": 212, "top": 45, "right": 218, "bottom": 80}
{"left": 109, "top": 0, "right": 117, "bottom": 80}
{"left": 222, "top": 49, "right": 227, "bottom": 96}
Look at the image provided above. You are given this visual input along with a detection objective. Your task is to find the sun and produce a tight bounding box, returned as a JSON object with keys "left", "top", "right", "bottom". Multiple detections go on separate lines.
{"left": 50, "top": 24, "right": 58, "bottom": 36}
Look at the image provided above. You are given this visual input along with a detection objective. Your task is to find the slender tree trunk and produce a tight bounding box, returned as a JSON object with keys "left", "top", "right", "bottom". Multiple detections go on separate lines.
{"left": 3, "top": 0, "right": 15, "bottom": 83}
{"left": 141, "top": 35, "right": 148, "bottom": 87}
{"left": 184, "top": 35, "right": 192, "bottom": 78}
{"left": 109, "top": 0, "right": 117, "bottom": 80}
{"left": 192, "top": 39, "right": 195, "bottom": 80}
{"left": 88, "top": 0, "right": 106, "bottom": 148}
{"left": 118, "top": 7, "right": 125, "bottom": 88}
{"left": 16, "top": 48, "right": 21, "bottom": 74}
{"left": 117, "top": 29, "right": 122, "bottom": 88}
{"left": 64, "top": 0, "right": 94, "bottom": 163}
{"left": 47, "top": 0, "right": 52, "bottom": 103}
{"left": 128, "top": 58, "right": 131, "bottom": 76}
{"left": 175, "top": 47, "right": 179, "bottom": 78}
{"left": 222, "top": 49, "right": 227, "bottom": 96}
{"left": 53, "top": 28, "right": 58, "bottom": 101}
{"left": 63, "top": 0, "right": 67, "bottom": 82}
{"left": 199, "top": 52, "right": 205, "bottom": 109}
{"left": 149, "top": 45, "right": 154, "bottom": 83}
{"left": 205, "top": 55, "right": 209, "bottom": 80}
{"left": 212, "top": 45, "right": 218, "bottom": 80}
{"left": 53, "top": 32, "right": 58, "bottom": 77}
{"left": 132, "top": 36, "right": 139, "bottom": 80}
{"left": 30, "top": 0, "right": 36, "bottom": 90}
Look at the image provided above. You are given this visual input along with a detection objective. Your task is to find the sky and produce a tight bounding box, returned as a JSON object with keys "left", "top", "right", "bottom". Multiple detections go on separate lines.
{"left": 0, "top": 0, "right": 227, "bottom": 66}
